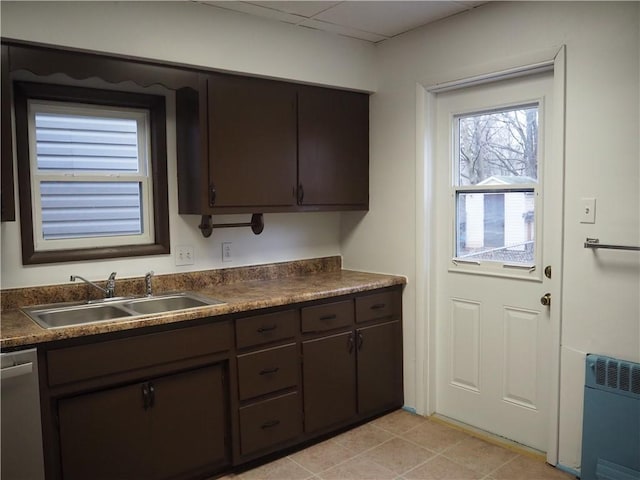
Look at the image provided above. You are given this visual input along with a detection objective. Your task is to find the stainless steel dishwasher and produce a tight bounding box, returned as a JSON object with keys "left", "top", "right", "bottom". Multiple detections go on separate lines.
{"left": 1, "top": 348, "right": 45, "bottom": 479}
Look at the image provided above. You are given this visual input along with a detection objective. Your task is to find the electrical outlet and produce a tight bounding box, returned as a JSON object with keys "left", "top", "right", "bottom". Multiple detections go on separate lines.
{"left": 175, "top": 245, "right": 194, "bottom": 266}
{"left": 580, "top": 197, "right": 596, "bottom": 224}
{"left": 222, "top": 242, "right": 233, "bottom": 263}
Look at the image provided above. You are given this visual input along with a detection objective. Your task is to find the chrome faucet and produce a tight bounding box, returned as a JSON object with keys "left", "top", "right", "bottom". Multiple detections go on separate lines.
{"left": 70, "top": 272, "right": 117, "bottom": 298}
{"left": 144, "top": 271, "right": 154, "bottom": 297}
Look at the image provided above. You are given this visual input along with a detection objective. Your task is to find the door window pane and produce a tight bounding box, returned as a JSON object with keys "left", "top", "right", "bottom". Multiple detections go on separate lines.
{"left": 456, "top": 191, "right": 535, "bottom": 264}
{"left": 457, "top": 105, "right": 538, "bottom": 186}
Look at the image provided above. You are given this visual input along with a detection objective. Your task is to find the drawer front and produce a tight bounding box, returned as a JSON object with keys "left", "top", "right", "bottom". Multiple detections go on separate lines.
{"left": 301, "top": 300, "right": 353, "bottom": 333}
{"left": 355, "top": 290, "right": 398, "bottom": 324}
{"left": 236, "top": 309, "right": 297, "bottom": 349}
{"left": 239, "top": 391, "right": 301, "bottom": 456}
{"left": 237, "top": 344, "right": 298, "bottom": 400}
{"left": 47, "top": 321, "right": 232, "bottom": 387}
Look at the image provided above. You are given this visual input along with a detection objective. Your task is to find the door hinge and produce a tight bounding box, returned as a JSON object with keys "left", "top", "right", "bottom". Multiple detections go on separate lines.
{"left": 209, "top": 185, "right": 216, "bottom": 206}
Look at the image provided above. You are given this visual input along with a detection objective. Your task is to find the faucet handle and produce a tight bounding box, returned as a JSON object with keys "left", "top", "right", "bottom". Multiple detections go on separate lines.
{"left": 105, "top": 272, "right": 117, "bottom": 298}
{"left": 145, "top": 271, "right": 154, "bottom": 296}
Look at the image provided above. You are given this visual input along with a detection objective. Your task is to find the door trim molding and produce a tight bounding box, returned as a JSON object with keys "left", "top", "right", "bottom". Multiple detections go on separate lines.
{"left": 414, "top": 45, "right": 566, "bottom": 466}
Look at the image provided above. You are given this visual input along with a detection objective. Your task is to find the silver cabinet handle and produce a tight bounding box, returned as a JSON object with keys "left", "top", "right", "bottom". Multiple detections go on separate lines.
{"left": 0, "top": 362, "right": 33, "bottom": 380}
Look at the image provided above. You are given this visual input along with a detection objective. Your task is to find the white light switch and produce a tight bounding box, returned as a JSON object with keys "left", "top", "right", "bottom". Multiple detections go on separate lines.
{"left": 222, "top": 242, "right": 233, "bottom": 263}
{"left": 580, "top": 198, "right": 596, "bottom": 224}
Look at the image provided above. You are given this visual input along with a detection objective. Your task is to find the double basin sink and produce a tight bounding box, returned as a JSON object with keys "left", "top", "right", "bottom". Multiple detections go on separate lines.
{"left": 22, "top": 292, "right": 224, "bottom": 330}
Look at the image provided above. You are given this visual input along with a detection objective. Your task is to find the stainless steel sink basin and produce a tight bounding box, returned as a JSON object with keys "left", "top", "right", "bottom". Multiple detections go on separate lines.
{"left": 33, "top": 304, "right": 133, "bottom": 329}
{"left": 22, "top": 292, "right": 224, "bottom": 329}
{"left": 123, "top": 293, "right": 219, "bottom": 315}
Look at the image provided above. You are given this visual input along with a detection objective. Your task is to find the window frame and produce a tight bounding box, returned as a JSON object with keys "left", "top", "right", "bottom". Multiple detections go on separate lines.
{"left": 449, "top": 100, "right": 544, "bottom": 280}
{"left": 14, "top": 81, "right": 170, "bottom": 264}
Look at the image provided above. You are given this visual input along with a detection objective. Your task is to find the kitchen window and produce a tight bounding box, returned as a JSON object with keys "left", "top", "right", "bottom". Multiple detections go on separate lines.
{"left": 14, "top": 82, "right": 170, "bottom": 264}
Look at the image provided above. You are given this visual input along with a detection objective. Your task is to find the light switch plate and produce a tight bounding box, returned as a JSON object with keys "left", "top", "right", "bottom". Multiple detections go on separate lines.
{"left": 222, "top": 242, "right": 233, "bottom": 263}
{"left": 580, "top": 198, "right": 596, "bottom": 224}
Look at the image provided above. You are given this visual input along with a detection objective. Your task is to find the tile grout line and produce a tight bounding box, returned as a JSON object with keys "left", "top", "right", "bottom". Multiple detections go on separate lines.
{"left": 482, "top": 452, "right": 521, "bottom": 479}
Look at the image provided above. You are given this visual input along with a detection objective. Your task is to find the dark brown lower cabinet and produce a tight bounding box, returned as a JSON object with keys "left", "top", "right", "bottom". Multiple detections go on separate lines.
{"left": 356, "top": 321, "right": 403, "bottom": 416}
{"left": 302, "top": 331, "right": 357, "bottom": 432}
{"left": 239, "top": 391, "right": 302, "bottom": 456}
{"left": 302, "top": 320, "right": 402, "bottom": 434}
{"left": 58, "top": 365, "right": 227, "bottom": 480}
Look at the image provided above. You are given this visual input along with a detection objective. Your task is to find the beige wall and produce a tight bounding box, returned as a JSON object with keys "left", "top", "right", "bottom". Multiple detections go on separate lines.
{"left": 341, "top": 1, "right": 639, "bottom": 471}
{"left": 2, "top": 1, "right": 639, "bottom": 471}
{"left": 0, "top": 1, "right": 376, "bottom": 288}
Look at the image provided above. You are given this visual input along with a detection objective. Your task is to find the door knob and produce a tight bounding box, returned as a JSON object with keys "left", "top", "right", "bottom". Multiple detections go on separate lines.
{"left": 540, "top": 293, "right": 551, "bottom": 307}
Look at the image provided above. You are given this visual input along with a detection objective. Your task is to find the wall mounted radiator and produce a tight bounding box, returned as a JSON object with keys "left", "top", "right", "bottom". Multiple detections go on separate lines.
{"left": 582, "top": 354, "right": 640, "bottom": 480}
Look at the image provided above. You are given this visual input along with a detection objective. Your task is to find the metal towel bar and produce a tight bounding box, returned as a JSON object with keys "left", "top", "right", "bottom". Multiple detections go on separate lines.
{"left": 584, "top": 238, "right": 640, "bottom": 251}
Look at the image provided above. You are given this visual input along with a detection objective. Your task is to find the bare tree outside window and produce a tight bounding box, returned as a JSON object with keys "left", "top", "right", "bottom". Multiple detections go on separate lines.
{"left": 458, "top": 105, "right": 538, "bottom": 186}
{"left": 454, "top": 105, "right": 539, "bottom": 264}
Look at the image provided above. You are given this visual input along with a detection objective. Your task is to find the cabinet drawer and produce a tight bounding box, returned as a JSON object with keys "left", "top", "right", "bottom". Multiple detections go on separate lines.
{"left": 236, "top": 310, "right": 297, "bottom": 349}
{"left": 237, "top": 344, "right": 298, "bottom": 400}
{"left": 47, "top": 321, "right": 232, "bottom": 387}
{"left": 355, "top": 290, "right": 398, "bottom": 324}
{"left": 239, "top": 391, "right": 301, "bottom": 456}
{"left": 301, "top": 300, "right": 353, "bottom": 333}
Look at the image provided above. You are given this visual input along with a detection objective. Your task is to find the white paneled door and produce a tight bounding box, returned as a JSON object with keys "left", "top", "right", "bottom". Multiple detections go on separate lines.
{"left": 433, "top": 71, "right": 562, "bottom": 453}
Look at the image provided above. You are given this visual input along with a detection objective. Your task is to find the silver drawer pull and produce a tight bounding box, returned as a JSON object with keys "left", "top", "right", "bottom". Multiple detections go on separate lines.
{"left": 257, "top": 325, "right": 277, "bottom": 333}
{"left": 259, "top": 367, "right": 280, "bottom": 375}
{"left": 261, "top": 419, "right": 280, "bottom": 429}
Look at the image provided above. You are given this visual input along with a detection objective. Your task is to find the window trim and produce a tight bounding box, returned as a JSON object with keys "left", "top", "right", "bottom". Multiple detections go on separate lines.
{"left": 14, "top": 81, "right": 169, "bottom": 264}
{"left": 449, "top": 101, "right": 543, "bottom": 280}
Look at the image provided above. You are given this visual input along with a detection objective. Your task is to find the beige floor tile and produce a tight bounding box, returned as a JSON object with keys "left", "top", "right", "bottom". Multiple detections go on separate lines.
{"left": 492, "top": 456, "right": 576, "bottom": 480}
{"left": 317, "top": 456, "right": 396, "bottom": 480}
{"left": 371, "top": 409, "right": 428, "bottom": 435}
{"left": 403, "top": 455, "right": 483, "bottom": 480}
{"left": 238, "top": 457, "right": 314, "bottom": 480}
{"left": 332, "top": 423, "right": 394, "bottom": 455}
{"left": 441, "top": 437, "right": 517, "bottom": 475}
{"left": 401, "top": 420, "right": 467, "bottom": 452}
{"left": 289, "top": 438, "right": 357, "bottom": 474}
{"left": 360, "top": 437, "right": 435, "bottom": 474}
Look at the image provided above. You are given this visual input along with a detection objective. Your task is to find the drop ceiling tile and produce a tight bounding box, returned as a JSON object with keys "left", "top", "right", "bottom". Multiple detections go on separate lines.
{"left": 246, "top": 1, "right": 341, "bottom": 18}
{"left": 201, "top": 1, "right": 307, "bottom": 24}
{"left": 299, "top": 18, "right": 389, "bottom": 43}
{"left": 314, "top": 1, "right": 470, "bottom": 37}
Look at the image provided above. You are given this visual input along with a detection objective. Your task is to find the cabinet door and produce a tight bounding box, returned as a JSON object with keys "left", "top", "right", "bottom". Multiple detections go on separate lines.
{"left": 150, "top": 365, "right": 228, "bottom": 479}
{"left": 208, "top": 74, "right": 297, "bottom": 209}
{"left": 58, "top": 382, "right": 149, "bottom": 480}
{"left": 302, "top": 331, "right": 356, "bottom": 433}
{"left": 357, "top": 321, "right": 403, "bottom": 415}
{"left": 1, "top": 44, "right": 15, "bottom": 222}
{"left": 298, "top": 86, "right": 369, "bottom": 208}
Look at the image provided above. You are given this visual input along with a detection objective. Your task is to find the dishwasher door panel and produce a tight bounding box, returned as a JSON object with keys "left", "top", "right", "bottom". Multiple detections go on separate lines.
{"left": 1, "top": 348, "right": 45, "bottom": 480}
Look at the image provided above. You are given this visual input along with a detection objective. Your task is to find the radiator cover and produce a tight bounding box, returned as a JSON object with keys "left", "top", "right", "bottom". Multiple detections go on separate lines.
{"left": 581, "top": 354, "right": 640, "bottom": 480}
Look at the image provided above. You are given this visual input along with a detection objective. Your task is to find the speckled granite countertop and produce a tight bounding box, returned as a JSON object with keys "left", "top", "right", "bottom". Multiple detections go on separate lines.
{"left": 1, "top": 258, "right": 405, "bottom": 350}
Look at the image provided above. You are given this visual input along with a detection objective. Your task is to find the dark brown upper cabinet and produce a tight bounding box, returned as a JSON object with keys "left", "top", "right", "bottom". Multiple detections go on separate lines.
{"left": 208, "top": 74, "right": 297, "bottom": 210}
{"left": 1, "top": 44, "right": 15, "bottom": 222}
{"left": 297, "top": 86, "right": 369, "bottom": 209}
{"left": 176, "top": 74, "right": 369, "bottom": 215}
